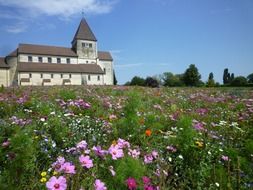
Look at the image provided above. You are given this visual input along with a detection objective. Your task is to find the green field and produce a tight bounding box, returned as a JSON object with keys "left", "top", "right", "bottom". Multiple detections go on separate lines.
{"left": 0, "top": 86, "right": 252, "bottom": 190}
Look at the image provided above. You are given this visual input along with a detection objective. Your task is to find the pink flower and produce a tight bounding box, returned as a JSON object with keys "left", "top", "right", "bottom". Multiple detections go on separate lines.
{"left": 2, "top": 140, "right": 10, "bottom": 148}
{"left": 221, "top": 155, "right": 229, "bottom": 161}
{"left": 62, "top": 162, "right": 75, "bottom": 174}
{"left": 142, "top": 176, "right": 151, "bottom": 185}
{"left": 128, "top": 149, "right": 140, "bottom": 159}
{"left": 76, "top": 140, "right": 88, "bottom": 150}
{"left": 144, "top": 154, "right": 153, "bottom": 164}
{"left": 151, "top": 150, "right": 159, "bottom": 159}
{"left": 52, "top": 157, "right": 65, "bottom": 172}
{"left": 94, "top": 179, "right": 107, "bottom": 190}
{"left": 126, "top": 177, "right": 137, "bottom": 190}
{"left": 79, "top": 155, "right": 93, "bottom": 168}
{"left": 46, "top": 176, "right": 67, "bottom": 190}
{"left": 108, "top": 144, "right": 124, "bottom": 160}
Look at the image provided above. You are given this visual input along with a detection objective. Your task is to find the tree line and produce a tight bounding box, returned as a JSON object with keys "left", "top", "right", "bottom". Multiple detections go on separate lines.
{"left": 124, "top": 64, "right": 253, "bottom": 87}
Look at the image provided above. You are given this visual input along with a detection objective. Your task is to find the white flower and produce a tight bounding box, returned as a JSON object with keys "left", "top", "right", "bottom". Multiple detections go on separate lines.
{"left": 178, "top": 155, "right": 183, "bottom": 159}
{"left": 168, "top": 157, "right": 172, "bottom": 162}
{"left": 215, "top": 182, "right": 219, "bottom": 187}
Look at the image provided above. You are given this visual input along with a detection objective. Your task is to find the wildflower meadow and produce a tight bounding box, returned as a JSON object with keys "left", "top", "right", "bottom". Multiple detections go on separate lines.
{"left": 0, "top": 86, "right": 252, "bottom": 189}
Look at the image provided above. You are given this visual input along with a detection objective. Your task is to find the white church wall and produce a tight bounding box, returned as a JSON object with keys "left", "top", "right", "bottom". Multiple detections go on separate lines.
{"left": 98, "top": 60, "right": 113, "bottom": 85}
{"left": 19, "top": 54, "right": 78, "bottom": 64}
{"left": 18, "top": 72, "right": 83, "bottom": 86}
{"left": 0, "top": 69, "right": 9, "bottom": 87}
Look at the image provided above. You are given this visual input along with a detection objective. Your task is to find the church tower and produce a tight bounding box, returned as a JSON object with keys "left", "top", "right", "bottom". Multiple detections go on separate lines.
{"left": 72, "top": 18, "right": 98, "bottom": 62}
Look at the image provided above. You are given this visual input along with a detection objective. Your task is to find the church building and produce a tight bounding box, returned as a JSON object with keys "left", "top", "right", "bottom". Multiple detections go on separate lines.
{"left": 0, "top": 18, "right": 114, "bottom": 86}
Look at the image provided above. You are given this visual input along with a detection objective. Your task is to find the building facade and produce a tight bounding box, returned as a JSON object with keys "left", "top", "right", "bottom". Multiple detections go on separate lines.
{"left": 0, "top": 18, "right": 114, "bottom": 87}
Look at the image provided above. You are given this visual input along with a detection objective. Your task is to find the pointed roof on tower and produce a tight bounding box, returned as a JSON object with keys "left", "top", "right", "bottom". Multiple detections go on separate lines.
{"left": 72, "top": 18, "right": 97, "bottom": 43}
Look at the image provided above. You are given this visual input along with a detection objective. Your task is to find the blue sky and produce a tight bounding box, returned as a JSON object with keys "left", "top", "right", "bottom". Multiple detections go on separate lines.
{"left": 0, "top": 0, "right": 253, "bottom": 84}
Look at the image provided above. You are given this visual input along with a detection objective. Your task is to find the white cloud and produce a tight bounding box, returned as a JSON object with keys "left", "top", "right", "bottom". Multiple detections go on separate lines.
{"left": 115, "top": 63, "right": 143, "bottom": 68}
{"left": 0, "top": 0, "right": 117, "bottom": 18}
{"left": 5, "top": 22, "right": 27, "bottom": 33}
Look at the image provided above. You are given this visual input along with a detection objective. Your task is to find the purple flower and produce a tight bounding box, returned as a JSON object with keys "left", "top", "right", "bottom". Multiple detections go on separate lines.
{"left": 144, "top": 154, "right": 153, "bottom": 164}
{"left": 94, "top": 179, "right": 107, "bottom": 190}
{"left": 166, "top": 145, "right": 177, "bottom": 152}
{"left": 46, "top": 176, "right": 67, "bottom": 190}
{"left": 92, "top": 146, "right": 108, "bottom": 157}
{"left": 76, "top": 140, "right": 88, "bottom": 150}
{"left": 126, "top": 177, "right": 137, "bottom": 190}
{"left": 108, "top": 144, "right": 124, "bottom": 160}
{"left": 193, "top": 122, "right": 205, "bottom": 131}
{"left": 128, "top": 149, "right": 140, "bottom": 159}
{"left": 79, "top": 155, "right": 93, "bottom": 169}
{"left": 117, "top": 138, "right": 130, "bottom": 149}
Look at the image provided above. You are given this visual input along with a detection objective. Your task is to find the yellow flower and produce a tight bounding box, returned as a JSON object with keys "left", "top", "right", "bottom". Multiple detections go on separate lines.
{"left": 40, "top": 177, "right": 47, "bottom": 183}
{"left": 34, "top": 136, "right": 39, "bottom": 139}
{"left": 41, "top": 171, "right": 47, "bottom": 177}
{"left": 53, "top": 171, "right": 58, "bottom": 176}
{"left": 195, "top": 141, "right": 204, "bottom": 148}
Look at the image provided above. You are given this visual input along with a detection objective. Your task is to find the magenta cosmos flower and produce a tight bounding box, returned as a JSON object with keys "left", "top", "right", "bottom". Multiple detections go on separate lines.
{"left": 94, "top": 179, "right": 107, "bottom": 190}
{"left": 79, "top": 155, "right": 93, "bottom": 168}
{"left": 62, "top": 162, "right": 76, "bottom": 174}
{"left": 46, "top": 176, "right": 67, "bottom": 190}
{"left": 108, "top": 144, "right": 124, "bottom": 160}
{"left": 126, "top": 177, "right": 137, "bottom": 190}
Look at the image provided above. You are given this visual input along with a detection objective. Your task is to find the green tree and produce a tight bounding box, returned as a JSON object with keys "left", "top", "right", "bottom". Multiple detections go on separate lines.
{"left": 207, "top": 72, "right": 215, "bottom": 87}
{"left": 183, "top": 64, "right": 201, "bottom": 86}
{"left": 113, "top": 70, "right": 117, "bottom": 85}
{"left": 129, "top": 76, "right": 145, "bottom": 86}
{"left": 144, "top": 77, "right": 159, "bottom": 88}
{"left": 162, "top": 72, "right": 184, "bottom": 87}
{"left": 247, "top": 73, "right": 253, "bottom": 83}
{"left": 231, "top": 76, "right": 247, "bottom": 86}
{"left": 223, "top": 68, "right": 230, "bottom": 84}
{"left": 208, "top": 72, "right": 214, "bottom": 80}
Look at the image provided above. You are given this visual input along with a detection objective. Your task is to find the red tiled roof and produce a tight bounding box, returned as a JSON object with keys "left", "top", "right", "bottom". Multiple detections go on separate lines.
{"left": 72, "top": 18, "right": 97, "bottom": 43}
{"left": 98, "top": 51, "right": 113, "bottom": 61}
{"left": 17, "top": 62, "right": 104, "bottom": 74}
{"left": 18, "top": 44, "right": 78, "bottom": 57}
{"left": 0, "top": 57, "right": 10, "bottom": 68}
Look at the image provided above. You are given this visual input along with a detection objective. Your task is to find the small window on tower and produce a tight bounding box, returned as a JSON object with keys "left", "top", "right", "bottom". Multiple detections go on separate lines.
{"left": 51, "top": 74, "right": 54, "bottom": 78}
{"left": 28, "top": 56, "right": 32, "bottom": 62}
{"left": 29, "top": 73, "right": 32, "bottom": 78}
{"left": 97, "top": 75, "right": 100, "bottom": 81}
{"left": 66, "top": 58, "right": 70, "bottom": 64}
{"left": 38, "top": 57, "right": 43, "bottom": 63}
{"left": 89, "top": 43, "right": 92, "bottom": 48}
{"left": 48, "top": 57, "right": 52, "bottom": 63}
{"left": 61, "top": 74, "right": 63, "bottom": 78}
{"left": 104, "top": 68, "right": 106, "bottom": 74}
{"left": 82, "top": 43, "right": 86, "bottom": 48}
{"left": 88, "top": 75, "right": 91, "bottom": 81}
{"left": 57, "top": 58, "right": 61, "bottom": 64}
{"left": 69, "top": 74, "right": 72, "bottom": 78}
{"left": 41, "top": 74, "right": 43, "bottom": 78}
